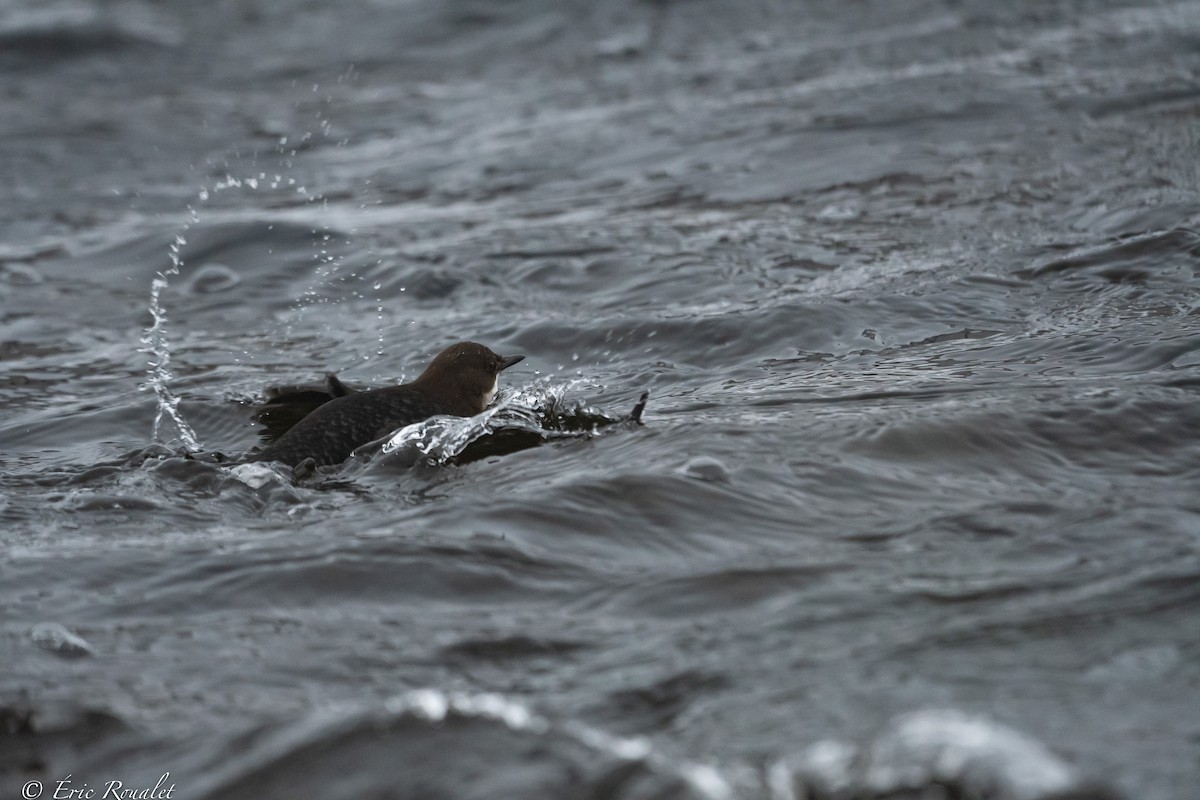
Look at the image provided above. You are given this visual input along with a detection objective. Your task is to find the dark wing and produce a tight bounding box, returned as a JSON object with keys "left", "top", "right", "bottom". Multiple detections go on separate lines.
{"left": 252, "top": 373, "right": 362, "bottom": 443}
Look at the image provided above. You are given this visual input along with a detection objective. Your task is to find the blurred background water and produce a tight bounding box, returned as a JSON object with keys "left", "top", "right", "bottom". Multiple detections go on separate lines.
{"left": 2, "top": 0, "right": 1199, "bottom": 797}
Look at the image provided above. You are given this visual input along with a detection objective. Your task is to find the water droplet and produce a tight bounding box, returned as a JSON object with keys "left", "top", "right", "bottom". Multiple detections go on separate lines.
{"left": 30, "top": 623, "right": 93, "bottom": 658}
{"left": 0, "top": 263, "right": 43, "bottom": 286}
{"left": 186, "top": 264, "right": 241, "bottom": 294}
{"left": 680, "top": 456, "right": 730, "bottom": 483}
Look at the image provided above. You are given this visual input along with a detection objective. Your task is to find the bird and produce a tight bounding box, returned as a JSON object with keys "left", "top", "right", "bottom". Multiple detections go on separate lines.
{"left": 248, "top": 342, "right": 524, "bottom": 468}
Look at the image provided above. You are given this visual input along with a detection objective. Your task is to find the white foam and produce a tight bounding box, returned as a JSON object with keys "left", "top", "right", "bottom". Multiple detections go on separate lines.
{"left": 779, "top": 709, "right": 1084, "bottom": 800}
{"left": 384, "top": 689, "right": 733, "bottom": 800}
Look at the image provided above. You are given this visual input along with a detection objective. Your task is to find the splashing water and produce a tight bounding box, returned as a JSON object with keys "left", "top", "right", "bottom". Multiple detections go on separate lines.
{"left": 373, "top": 378, "right": 602, "bottom": 465}
{"left": 139, "top": 227, "right": 203, "bottom": 451}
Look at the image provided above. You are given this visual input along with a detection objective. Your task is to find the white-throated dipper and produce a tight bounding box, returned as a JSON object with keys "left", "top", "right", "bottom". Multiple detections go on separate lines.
{"left": 250, "top": 342, "right": 524, "bottom": 468}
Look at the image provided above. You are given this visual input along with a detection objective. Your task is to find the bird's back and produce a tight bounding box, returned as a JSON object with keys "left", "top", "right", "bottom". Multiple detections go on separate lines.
{"left": 250, "top": 384, "right": 444, "bottom": 467}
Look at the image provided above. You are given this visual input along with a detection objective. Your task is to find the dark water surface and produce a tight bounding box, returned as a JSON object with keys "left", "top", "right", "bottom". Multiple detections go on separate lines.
{"left": 2, "top": 0, "right": 1199, "bottom": 797}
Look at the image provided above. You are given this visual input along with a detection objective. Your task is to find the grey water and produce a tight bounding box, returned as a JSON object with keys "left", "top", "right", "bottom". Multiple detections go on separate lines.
{"left": 2, "top": 0, "right": 1199, "bottom": 798}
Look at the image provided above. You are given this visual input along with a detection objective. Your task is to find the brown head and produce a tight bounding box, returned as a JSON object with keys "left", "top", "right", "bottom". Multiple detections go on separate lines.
{"left": 410, "top": 341, "right": 524, "bottom": 416}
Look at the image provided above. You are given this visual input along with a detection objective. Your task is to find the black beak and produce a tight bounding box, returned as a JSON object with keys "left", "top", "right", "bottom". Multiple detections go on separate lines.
{"left": 499, "top": 354, "right": 525, "bottom": 371}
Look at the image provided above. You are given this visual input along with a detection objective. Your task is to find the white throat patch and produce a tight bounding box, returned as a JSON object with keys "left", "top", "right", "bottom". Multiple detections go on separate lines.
{"left": 483, "top": 376, "right": 499, "bottom": 407}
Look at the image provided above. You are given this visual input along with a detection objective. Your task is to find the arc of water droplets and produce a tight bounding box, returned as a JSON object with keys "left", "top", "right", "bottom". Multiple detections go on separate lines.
{"left": 139, "top": 170, "right": 321, "bottom": 451}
